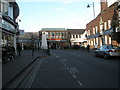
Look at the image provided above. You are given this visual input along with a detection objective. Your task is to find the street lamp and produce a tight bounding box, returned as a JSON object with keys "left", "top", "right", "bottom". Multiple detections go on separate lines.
{"left": 87, "top": 2, "right": 95, "bottom": 19}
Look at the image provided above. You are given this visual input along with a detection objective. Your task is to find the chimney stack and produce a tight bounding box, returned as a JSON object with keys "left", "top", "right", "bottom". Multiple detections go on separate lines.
{"left": 100, "top": 0, "right": 108, "bottom": 12}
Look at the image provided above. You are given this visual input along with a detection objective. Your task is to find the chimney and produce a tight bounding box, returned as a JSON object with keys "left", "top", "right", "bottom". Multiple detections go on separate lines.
{"left": 100, "top": 0, "right": 108, "bottom": 12}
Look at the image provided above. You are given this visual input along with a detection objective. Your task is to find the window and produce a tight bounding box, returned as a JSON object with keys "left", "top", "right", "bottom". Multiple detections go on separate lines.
{"left": 79, "top": 35, "right": 81, "bottom": 38}
{"left": 105, "top": 36, "right": 107, "bottom": 44}
{"left": 8, "top": 5, "right": 13, "bottom": 19}
{"left": 76, "top": 35, "right": 78, "bottom": 38}
{"left": 95, "top": 26, "right": 98, "bottom": 33}
{"left": 2, "top": 1, "right": 9, "bottom": 16}
{"left": 109, "top": 37, "right": 111, "bottom": 44}
{"left": 96, "top": 38, "right": 98, "bottom": 45}
{"left": 108, "top": 20, "right": 111, "bottom": 29}
{"left": 52, "top": 32, "right": 54, "bottom": 36}
{"left": 93, "top": 27, "right": 95, "bottom": 34}
{"left": 62, "top": 33, "right": 64, "bottom": 36}
{"left": 104, "top": 22, "right": 107, "bottom": 30}
{"left": 73, "top": 35, "right": 75, "bottom": 38}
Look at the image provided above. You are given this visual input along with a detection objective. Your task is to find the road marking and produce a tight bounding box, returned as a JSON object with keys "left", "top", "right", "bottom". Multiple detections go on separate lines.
{"left": 69, "top": 70, "right": 72, "bottom": 74}
{"left": 72, "top": 74, "right": 76, "bottom": 79}
{"left": 67, "top": 67, "right": 69, "bottom": 70}
{"left": 55, "top": 55, "right": 59, "bottom": 58}
{"left": 77, "top": 81, "right": 83, "bottom": 86}
{"left": 25, "top": 60, "right": 43, "bottom": 88}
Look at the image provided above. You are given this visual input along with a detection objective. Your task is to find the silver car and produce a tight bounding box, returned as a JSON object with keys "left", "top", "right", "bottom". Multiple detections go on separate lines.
{"left": 94, "top": 45, "right": 120, "bottom": 59}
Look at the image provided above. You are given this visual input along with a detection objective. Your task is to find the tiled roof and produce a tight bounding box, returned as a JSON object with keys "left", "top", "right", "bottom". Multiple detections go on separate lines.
{"left": 67, "top": 29, "right": 86, "bottom": 34}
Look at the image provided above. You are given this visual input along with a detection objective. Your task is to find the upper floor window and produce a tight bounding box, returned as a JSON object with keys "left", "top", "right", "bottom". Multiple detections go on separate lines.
{"left": 62, "top": 32, "right": 64, "bottom": 36}
{"left": 1, "top": 1, "right": 9, "bottom": 16}
{"left": 52, "top": 32, "right": 54, "bottom": 36}
{"left": 76, "top": 35, "right": 78, "bottom": 38}
{"left": 95, "top": 26, "right": 98, "bottom": 33}
{"left": 93, "top": 27, "right": 95, "bottom": 34}
{"left": 73, "top": 35, "right": 75, "bottom": 38}
{"left": 8, "top": 4, "right": 13, "bottom": 19}
{"left": 104, "top": 22, "right": 107, "bottom": 30}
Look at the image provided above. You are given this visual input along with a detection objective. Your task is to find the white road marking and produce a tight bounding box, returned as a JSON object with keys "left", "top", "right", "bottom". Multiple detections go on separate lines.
{"left": 56, "top": 55, "right": 59, "bottom": 58}
{"left": 77, "top": 81, "right": 83, "bottom": 86}
{"left": 69, "top": 70, "right": 72, "bottom": 74}
{"left": 72, "top": 74, "right": 77, "bottom": 79}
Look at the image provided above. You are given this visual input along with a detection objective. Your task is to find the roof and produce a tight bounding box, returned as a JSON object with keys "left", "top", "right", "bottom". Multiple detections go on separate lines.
{"left": 67, "top": 29, "right": 86, "bottom": 34}
{"left": 41, "top": 28, "right": 67, "bottom": 31}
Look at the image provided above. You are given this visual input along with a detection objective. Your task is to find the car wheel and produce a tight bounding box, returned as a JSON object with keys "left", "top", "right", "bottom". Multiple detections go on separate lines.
{"left": 95, "top": 52, "right": 98, "bottom": 57}
{"left": 104, "top": 54, "right": 109, "bottom": 59}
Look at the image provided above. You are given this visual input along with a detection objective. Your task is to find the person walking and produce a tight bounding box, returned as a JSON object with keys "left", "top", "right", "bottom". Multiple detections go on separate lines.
{"left": 17, "top": 44, "right": 22, "bottom": 56}
{"left": 87, "top": 44, "right": 90, "bottom": 53}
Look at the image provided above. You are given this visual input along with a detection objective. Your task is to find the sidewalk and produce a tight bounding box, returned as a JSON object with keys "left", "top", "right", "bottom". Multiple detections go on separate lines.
{"left": 2, "top": 49, "right": 48, "bottom": 87}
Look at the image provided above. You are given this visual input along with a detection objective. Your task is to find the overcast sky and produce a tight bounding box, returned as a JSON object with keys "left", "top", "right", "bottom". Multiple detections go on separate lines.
{"left": 16, "top": 0, "right": 117, "bottom": 32}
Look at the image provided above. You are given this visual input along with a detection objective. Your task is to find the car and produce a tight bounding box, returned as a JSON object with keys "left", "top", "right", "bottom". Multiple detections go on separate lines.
{"left": 94, "top": 45, "right": 120, "bottom": 59}
{"left": 72, "top": 45, "right": 80, "bottom": 49}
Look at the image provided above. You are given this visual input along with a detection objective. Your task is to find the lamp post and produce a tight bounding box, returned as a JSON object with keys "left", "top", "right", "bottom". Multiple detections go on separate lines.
{"left": 87, "top": 2, "right": 95, "bottom": 19}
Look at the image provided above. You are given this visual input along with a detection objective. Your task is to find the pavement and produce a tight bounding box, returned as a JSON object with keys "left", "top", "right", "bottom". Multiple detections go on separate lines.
{"left": 2, "top": 49, "right": 49, "bottom": 88}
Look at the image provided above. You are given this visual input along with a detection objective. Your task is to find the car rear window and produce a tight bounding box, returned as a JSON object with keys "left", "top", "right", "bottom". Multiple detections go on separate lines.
{"left": 111, "top": 46, "right": 120, "bottom": 49}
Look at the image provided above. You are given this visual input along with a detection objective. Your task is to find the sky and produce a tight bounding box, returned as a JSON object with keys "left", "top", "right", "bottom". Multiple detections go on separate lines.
{"left": 16, "top": 0, "right": 117, "bottom": 32}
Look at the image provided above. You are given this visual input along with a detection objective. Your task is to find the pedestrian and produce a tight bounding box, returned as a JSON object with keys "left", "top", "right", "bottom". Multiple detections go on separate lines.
{"left": 94, "top": 43, "right": 98, "bottom": 50}
{"left": 87, "top": 44, "right": 90, "bottom": 53}
{"left": 17, "top": 44, "right": 22, "bottom": 56}
{"left": 32, "top": 46, "right": 35, "bottom": 57}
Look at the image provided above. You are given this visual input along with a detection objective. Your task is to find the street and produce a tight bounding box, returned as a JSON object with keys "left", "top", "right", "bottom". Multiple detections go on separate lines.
{"left": 18, "top": 49, "right": 119, "bottom": 88}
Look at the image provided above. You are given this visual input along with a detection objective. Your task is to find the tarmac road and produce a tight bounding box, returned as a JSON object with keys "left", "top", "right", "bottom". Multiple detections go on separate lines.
{"left": 20, "top": 49, "right": 119, "bottom": 88}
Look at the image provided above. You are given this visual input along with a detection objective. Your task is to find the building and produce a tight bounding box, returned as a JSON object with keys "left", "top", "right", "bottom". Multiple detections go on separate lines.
{"left": 39, "top": 28, "right": 68, "bottom": 49}
{"left": 67, "top": 29, "right": 87, "bottom": 47}
{"left": 17, "top": 32, "right": 39, "bottom": 50}
{"left": 86, "top": 0, "right": 119, "bottom": 49}
{"left": 1, "top": 0, "right": 20, "bottom": 52}
{"left": 117, "top": 0, "right": 120, "bottom": 46}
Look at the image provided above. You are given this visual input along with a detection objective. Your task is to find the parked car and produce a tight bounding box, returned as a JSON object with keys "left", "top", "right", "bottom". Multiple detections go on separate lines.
{"left": 72, "top": 45, "right": 80, "bottom": 49}
{"left": 94, "top": 45, "right": 120, "bottom": 59}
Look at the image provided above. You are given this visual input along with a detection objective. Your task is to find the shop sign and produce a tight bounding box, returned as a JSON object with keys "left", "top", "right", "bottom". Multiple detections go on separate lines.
{"left": 2, "top": 19, "right": 16, "bottom": 33}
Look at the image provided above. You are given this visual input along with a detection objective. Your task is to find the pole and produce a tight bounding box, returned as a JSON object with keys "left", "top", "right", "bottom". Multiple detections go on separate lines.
{"left": 93, "top": 2, "right": 95, "bottom": 19}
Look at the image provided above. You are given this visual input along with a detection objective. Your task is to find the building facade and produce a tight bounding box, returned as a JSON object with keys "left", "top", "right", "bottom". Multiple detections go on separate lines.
{"left": 86, "top": 1, "right": 119, "bottom": 49}
{"left": 39, "top": 28, "right": 69, "bottom": 49}
{"left": 67, "top": 29, "right": 87, "bottom": 47}
{"left": 17, "top": 32, "right": 40, "bottom": 50}
{"left": 0, "top": 0, "right": 20, "bottom": 52}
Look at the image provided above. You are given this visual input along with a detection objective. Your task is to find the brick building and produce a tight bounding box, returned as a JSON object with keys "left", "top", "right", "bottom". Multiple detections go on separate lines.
{"left": 86, "top": 0, "right": 119, "bottom": 49}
